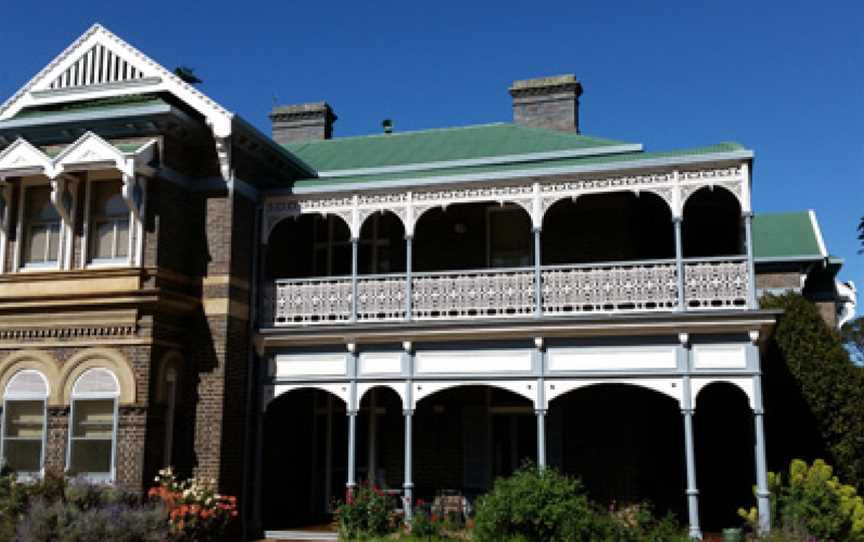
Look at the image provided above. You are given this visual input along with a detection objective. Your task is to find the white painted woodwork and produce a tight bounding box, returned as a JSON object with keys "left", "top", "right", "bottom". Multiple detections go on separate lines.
{"left": 275, "top": 353, "right": 347, "bottom": 378}
{"left": 414, "top": 349, "right": 532, "bottom": 374}
{"left": 691, "top": 377, "right": 754, "bottom": 409}
{"left": 546, "top": 346, "right": 678, "bottom": 372}
{"left": 358, "top": 352, "right": 403, "bottom": 375}
{"left": 692, "top": 344, "right": 748, "bottom": 369}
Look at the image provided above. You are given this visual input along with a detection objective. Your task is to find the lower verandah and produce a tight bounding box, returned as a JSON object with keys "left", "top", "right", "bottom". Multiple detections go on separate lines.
{"left": 261, "top": 383, "right": 755, "bottom": 533}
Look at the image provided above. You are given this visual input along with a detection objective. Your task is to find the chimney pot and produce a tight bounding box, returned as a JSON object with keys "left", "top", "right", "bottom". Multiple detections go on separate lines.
{"left": 509, "top": 74, "right": 582, "bottom": 133}
{"left": 269, "top": 101, "right": 337, "bottom": 144}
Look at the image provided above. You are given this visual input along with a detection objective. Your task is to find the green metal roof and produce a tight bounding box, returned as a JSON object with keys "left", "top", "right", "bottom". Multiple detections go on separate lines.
{"left": 292, "top": 141, "right": 748, "bottom": 189}
{"left": 752, "top": 211, "right": 826, "bottom": 260}
{"left": 284, "top": 123, "right": 633, "bottom": 172}
{"left": 11, "top": 95, "right": 166, "bottom": 120}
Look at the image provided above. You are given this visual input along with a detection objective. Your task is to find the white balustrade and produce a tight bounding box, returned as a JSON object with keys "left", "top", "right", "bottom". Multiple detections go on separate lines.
{"left": 542, "top": 260, "right": 678, "bottom": 314}
{"left": 268, "top": 259, "right": 749, "bottom": 326}
{"left": 411, "top": 268, "right": 535, "bottom": 320}
{"left": 272, "top": 277, "right": 352, "bottom": 324}
{"left": 683, "top": 259, "right": 749, "bottom": 309}
{"left": 356, "top": 276, "right": 407, "bottom": 321}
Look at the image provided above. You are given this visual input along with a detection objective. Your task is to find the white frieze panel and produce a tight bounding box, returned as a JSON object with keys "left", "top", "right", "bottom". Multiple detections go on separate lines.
{"left": 275, "top": 353, "right": 347, "bottom": 378}
{"left": 359, "top": 352, "right": 402, "bottom": 375}
{"left": 692, "top": 344, "right": 748, "bottom": 369}
{"left": 546, "top": 346, "right": 677, "bottom": 372}
{"left": 414, "top": 349, "right": 532, "bottom": 374}
{"left": 691, "top": 377, "right": 754, "bottom": 409}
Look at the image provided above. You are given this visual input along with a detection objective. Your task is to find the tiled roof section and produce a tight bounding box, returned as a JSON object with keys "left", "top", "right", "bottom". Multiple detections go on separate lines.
{"left": 293, "top": 141, "right": 748, "bottom": 188}
{"left": 283, "top": 123, "right": 632, "bottom": 172}
{"left": 752, "top": 211, "right": 825, "bottom": 260}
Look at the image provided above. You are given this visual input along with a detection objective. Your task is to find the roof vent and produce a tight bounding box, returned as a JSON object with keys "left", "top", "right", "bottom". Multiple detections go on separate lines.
{"left": 382, "top": 119, "right": 394, "bottom": 134}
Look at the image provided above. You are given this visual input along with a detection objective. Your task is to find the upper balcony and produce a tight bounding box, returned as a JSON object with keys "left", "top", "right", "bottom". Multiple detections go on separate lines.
{"left": 261, "top": 163, "right": 755, "bottom": 327}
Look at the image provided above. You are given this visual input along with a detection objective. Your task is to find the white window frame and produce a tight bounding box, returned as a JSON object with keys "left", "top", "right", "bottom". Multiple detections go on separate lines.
{"left": 14, "top": 178, "right": 73, "bottom": 272}
{"left": 66, "top": 368, "right": 120, "bottom": 483}
{"left": 82, "top": 177, "right": 134, "bottom": 268}
{"left": 0, "top": 369, "right": 49, "bottom": 480}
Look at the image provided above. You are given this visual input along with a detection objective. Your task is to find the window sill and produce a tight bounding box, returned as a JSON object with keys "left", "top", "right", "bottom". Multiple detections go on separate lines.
{"left": 85, "top": 259, "right": 130, "bottom": 269}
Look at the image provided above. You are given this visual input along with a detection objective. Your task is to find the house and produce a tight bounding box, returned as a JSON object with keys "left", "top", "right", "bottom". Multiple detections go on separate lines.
{"left": 0, "top": 24, "right": 854, "bottom": 540}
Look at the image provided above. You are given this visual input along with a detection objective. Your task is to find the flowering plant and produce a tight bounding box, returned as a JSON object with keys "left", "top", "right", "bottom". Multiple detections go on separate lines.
{"left": 148, "top": 467, "right": 238, "bottom": 541}
{"left": 334, "top": 481, "right": 396, "bottom": 539}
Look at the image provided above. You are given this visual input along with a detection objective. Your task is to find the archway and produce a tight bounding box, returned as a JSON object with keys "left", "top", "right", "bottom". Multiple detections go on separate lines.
{"left": 682, "top": 187, "right": 742, "bottom": 258}
{"left": 546, "top": 383, "right": 685, "bottom": 519}
{"left": 358, "top": 211, "right": 406, "bottom": 275}
{"left": 262, "top": 388, "right": 347, "bottom": 530}
{"left": 355, "top": 387, "right": 404, "bottom": 492}
{"left": 694, "top": 382, "right": 754, "bottom": 531}
{"left": 413, "top": 202, "right": 532, "bottom": 272}
{"left": 267, "top": 214, "right": 351, "bottom": 279}
{"left": 542, "top": 192, "right": 674, "bottom": 265}
{"left": 413, "top": 385, "right": 535, "bottom": 502}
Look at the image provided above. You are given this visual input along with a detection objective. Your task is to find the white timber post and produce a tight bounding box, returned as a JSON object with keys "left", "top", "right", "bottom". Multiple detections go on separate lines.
{"left": 405, "top": 193, "right": 414, "bottom": 321}
{"left": 403, "top": 341, "right": 414, "bottom": 520}
{"left": 346, "top": 343, "right": 358, "bottom": 496}
{"left": 679, "top": 333, "right": 702, "bottom": 540}
{"left": 532, "top": 183, "right": 543, "bottom": 317}
{"left": 535, "top": 336, "right": 546, "bottom": 469}
{"left": 673, "top": 171, "right": 686, "bottom": 311}
{"left": 751, "top": 331, "right": 771, "bottom": 534}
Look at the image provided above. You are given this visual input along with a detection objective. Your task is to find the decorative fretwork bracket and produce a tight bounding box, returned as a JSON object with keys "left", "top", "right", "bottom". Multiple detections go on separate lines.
{"left": 49, "top": 175, "right": 77, "bottom": 224}
{"left": 121, "top": 173, "right": 145, "bottom": 220}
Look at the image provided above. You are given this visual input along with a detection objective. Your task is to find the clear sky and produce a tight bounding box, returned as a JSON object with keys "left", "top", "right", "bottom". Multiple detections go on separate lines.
{"left": 1, "top": 1, "right": 861, "bottom": 287}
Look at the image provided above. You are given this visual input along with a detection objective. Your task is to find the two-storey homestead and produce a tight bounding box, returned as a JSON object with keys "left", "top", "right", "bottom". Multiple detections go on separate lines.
{"left": 0, "top": 25, "right": 854, "bottom": 539}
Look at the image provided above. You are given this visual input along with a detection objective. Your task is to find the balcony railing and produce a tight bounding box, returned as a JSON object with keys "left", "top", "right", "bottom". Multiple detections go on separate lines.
{"left": 266, "top": 257, "right": 750, "bottom": 326}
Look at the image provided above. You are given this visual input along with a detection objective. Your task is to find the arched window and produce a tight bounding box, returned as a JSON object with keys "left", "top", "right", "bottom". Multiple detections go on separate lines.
{"left": 1, "top": 370, "right": 49, "bottom": 477}
{"left": 67, "top": 368, "right": 119, "bottom": 481}
{"left": 88, "top": 180, "right": 129, "bottom": 262}
{"left": 22, "top": 185, "right": 61, "bottom": 266}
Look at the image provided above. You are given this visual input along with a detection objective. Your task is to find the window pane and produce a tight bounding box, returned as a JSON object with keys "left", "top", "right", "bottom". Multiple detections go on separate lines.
{"left": 92, "top": 221, "right": 115, "bottom": 259}
{"left": 2, "top": 401, "right": 45, "bottom": 474}
{"left": 71, "top": 400, "right": 114, "bottom": 439}
{"left": 46, "top": 224, "right": 60, "bottom": 262}
{"left": 68, "top": 399, "right": 114, "bottom": 476}
{"left": 25, "top": 226, "right": 47, "bottom": 263}
{"left": 69, "top": 439, "right": 112, "bottom": 475}
{"left": 3, "top": 440, "right": 42, "bottom": 473}
{"left": 24, "top": 186, "right": 61, "bottom": 265}
{"left": 92, "top": 181, "right": 125, "bottom": 216}
{"left": 4, "top": 401, "right": 45, "bottom": 438}
{"left": 115, "top": 220, "right": 129, "bottom": 257}
{"left": 26, "top": 186, "right": 58, "bottom": 222}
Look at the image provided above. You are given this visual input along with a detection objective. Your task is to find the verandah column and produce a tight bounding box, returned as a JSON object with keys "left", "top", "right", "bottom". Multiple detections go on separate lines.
{"left": 751, "top": 334, "right": 771, "bottom": 533}
{"left": 673, "top": 216, "right": 685, "bottom": 311}
{"left": 405, "top": 235, "right": 413, "bottom": 320}
{"left": 351, "top": 237, "right": 359, "bottom": 322}
{"left": 403, "top": 342, "right": 414, "bottom": 520}
{"left": 346, "top": 346, "right": 358, "bottom": 495}
{"left": 535, "top": 337, "right": 546, "bottom": 468}
{"left": 680, "top": 334, "right": 702, "bottom": 540}
{"left": 533, "top": 227, "right": 542, "bottom": 317}
{"left": 743, "top": 211, "right": 757, "bottom": 309}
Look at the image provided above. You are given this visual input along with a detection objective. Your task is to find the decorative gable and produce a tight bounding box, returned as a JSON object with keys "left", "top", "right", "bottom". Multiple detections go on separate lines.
{"left": 0, "top": 24, "right": 233, "bottom": 138}
{"left": 47, "top": 43, "right": 148, "bottom": 90}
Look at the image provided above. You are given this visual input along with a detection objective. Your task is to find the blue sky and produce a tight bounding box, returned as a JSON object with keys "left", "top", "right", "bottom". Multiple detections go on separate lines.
{"left": 1, "top": 1, "right": 861, "bottom": 287}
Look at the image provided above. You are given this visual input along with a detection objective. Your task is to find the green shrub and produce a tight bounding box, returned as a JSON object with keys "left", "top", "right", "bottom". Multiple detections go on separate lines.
{"left": 761, "top": 293, "right": 864, "bottom": 488}
{"left": 740, "top": 458, "right": 864, "bottom": 542}
{"left": 335, "top": 482, "right": 397, "bottom": 540}
{"left": 409, "top": 502, "right": 444, "bottom": 539}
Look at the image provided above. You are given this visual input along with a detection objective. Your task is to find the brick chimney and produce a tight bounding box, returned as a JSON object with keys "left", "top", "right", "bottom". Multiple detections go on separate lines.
{"left": 509, "top": 74, "right": 582, "bottom": 133}
{"left": 269, "top": 102, "right": 337, "bottom": 144}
